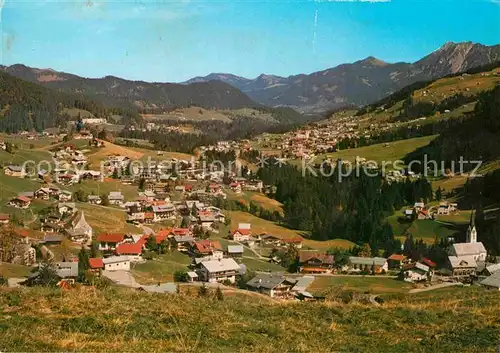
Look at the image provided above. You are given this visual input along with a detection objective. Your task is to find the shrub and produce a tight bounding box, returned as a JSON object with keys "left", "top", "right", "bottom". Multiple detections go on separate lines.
{"left": 173, "top": 270, "right": 189, "bottom": 282}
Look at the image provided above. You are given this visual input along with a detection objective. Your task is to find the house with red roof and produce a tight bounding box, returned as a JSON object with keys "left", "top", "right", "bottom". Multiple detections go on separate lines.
{"left": 298, "top": 251, "right": 335, "bottom": 274}
{"left": 0, "top": 213, "right": 10, "bottom": 224}
{"left": 230, "top": 228, "right": 251, "bottom": 242}
{"left": 97, "top": 233, "right": 125, "bottom": 251}
{"left": 229, "top": 182, "right": 242, "bottom": 193}
{"left": 172, "top": 228, "right": 191, "bottom": 236}
{"left": 89, "top": 258, "right": 104, "bottom": 274}
{"left": 422, "top": 258, "right": 436, "bottom": 268}
{"left": 144, "top": 212, "right": 154, "bottom": 224}
{"left": 282, "top": 237, "right": 303, "bottom": 249}
{"left": 8, "top": 196, "right": 31, "bottom": 209}
{"left": 192, "top": 240, "right": 223, "bottom": 257}
{"left": 115, "top": 242, "right": 143, "bottom": 262}
{"left": 387, "top": 253, "right": 408, "bottom": 269}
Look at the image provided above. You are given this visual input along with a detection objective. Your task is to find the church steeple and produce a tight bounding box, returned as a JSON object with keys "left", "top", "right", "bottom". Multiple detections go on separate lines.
{"left": 466, "top": 209, "right": 477, "bottom": 243}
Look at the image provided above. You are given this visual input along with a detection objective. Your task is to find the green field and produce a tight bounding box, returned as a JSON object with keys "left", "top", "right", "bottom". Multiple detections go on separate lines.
{"left": 77, "top": 203, "right": 142, "bottom": 235}
{"left": 228, "top": 211, "right": 355, "bottom": 251}
{"left": 309, "top": 276, "right": 413, "bottom": 295}
{"left": 69, "top": 180, "right": 139, "bottom": 201}
{"left": 131, "top": 252, "right": 192, "bottom": 284}
{"left": 0, "top": 286, "right": 498, "bottom": 352}
{"left": 318, "top": 135, "right": 438, "bottom": 165}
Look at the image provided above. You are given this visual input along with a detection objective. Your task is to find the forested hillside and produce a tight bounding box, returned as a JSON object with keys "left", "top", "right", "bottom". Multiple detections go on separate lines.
{"left": 257, "top": 161, "right": 433, "bottom": 254}
{"left": 0, "top": 72, "right": 139, "bottom": 132}
{"left": 405, "top": 86, "right": 500, "bottom": 171}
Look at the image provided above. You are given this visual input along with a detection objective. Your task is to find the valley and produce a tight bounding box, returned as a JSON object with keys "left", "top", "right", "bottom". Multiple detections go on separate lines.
{"left": 1, "top": 38, "right": 500, "bottom": 353}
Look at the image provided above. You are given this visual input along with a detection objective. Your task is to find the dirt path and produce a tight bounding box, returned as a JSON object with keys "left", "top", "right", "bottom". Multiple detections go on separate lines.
{"left": 409, "top": 282, "right": 463, "bottom": 293}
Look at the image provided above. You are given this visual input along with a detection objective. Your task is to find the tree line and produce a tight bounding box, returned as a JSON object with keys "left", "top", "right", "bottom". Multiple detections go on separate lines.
{"left": 256, "top": 161, "right": 433, "bottom": 254}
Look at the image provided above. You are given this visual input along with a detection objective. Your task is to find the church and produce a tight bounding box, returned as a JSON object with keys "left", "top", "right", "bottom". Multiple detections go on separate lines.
{"left": 448, "top": 210, "right": 487, "bottom": 262}
{"left": 65, "top": 211, "right": 93, "bottom": 246}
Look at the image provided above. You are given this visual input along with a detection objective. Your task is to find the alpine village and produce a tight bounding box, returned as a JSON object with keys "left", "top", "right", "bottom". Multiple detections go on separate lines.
{"left": 1, "top": 40, "right": 500, "bottom": 351}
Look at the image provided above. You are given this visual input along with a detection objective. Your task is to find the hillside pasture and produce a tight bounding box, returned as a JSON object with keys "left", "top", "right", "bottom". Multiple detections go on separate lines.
{"left": 1, "top": 286, "right": 498, "bottom": 352}
{"left": 316, "top": 135, "right": 438, "bottom": 165}
{"left": 228, "top": 211, "right": 354, "bottom": 250}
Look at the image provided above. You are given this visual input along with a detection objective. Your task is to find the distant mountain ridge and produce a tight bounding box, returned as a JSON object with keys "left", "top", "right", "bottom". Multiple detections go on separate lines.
{"left": 0, "top": 64, "right": 260, "bottom": 112}
{"left": 184, "top": 42, "right": 500, "bottom": 113}
{"left": 2, "top": 41, "right": 499, "bottom": 116}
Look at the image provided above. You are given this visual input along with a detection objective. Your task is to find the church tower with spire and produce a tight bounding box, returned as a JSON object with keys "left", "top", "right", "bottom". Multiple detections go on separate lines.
{"left": 466, "top": 209, "right": 477, "bottom": 243}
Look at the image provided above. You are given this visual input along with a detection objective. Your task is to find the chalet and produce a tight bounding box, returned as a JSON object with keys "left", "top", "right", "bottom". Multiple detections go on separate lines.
{"left": 448, "top": 255, "right": 477, "bottom": 277}
{"left": 437, "top": 202, "right": 458, "bottom": 215}
{"left": 107, "top": 155, "right": 130, "bottom": 170}
{"left": 41, "top": 234, "right": 64, "bottom": 244}
{"left": 345, "top": 257, "right": 388, "bottom": 274}
{"left": 246, "top": 274, "right": 296, "bottom": 298}
{"left": 65, "top": 211, "right": 93, "bottom": 245}
{"left": 102, "top": 256, "right": 131, "bottom": 271}
{"left": 58, "top": 202, "right": 77, "bottom": 216}
{"left": 230, "top": 228, "right": 251, "bottom": 242}
{"left": 81, "top": 171, "right": 102, "bottom": 181}
{"left": 87, "top": 195, "right": 102, "bottom": 205}
{"left": 0, "top": 214, "right": 10, "bottom": 224}
{"left": 88, "top": 258, "right": 103, "bottom": 275}
{"left": 35, "top": 188, "right": 51, "bottom": 200}
{"left": 199, "top": 258, "right": 241, "bottom": 283}
{"left": 58, "top": 190, "right": 73, "bottom": 202}
{"left": 259, "top": 234, "right": 283, "bottom": 246}
{"left": 97, "top": 233, "right": 125, "bottom": 251}
{"left": 49, "top": 187, "right": 61, "bottom": 197}
{"left": 4, "top": 165, "right": 25, "bottom": 178}
{"left": 57, "top": 174, "right": 78, "bottom": 185}
{"left": 230, "top": 182, "right": 242, "bottom": 193}
{"left": 208, "top": 184, "right": 221, "bottom": 194}
{"left": 41, "top": 222, "right": 63, "bottom": 233}
{"left": 227, "top": 245, "right": 244, "bottom": 258}
{"left": 192, "top": 240, "right": 223, "bottom": 257}
{"left": 243, "top": 181, "right": 263, "bottom": 192}
{"left": 144, "top": 212, "right": 154, "bottom": 224}
{"left": 171, "top": 228, "right": 191, "bottom": 237}
{"left": 8, "top": 196, "right": 31, "bottom": 209}
{"left": 298, "top": 251, "right": 334, "bottom": 274}
{"left": 152, "top": 204, "right": 176, "bottom": 222}
{"left": 387, "top": 254, "right": 407, "bottom": 269}
{"left": 198, "top": 212, "right": 216, "bottom": 229}
{"left": 282, "top": 237, "right": 303, "bottom": 249}
{"left": 171, "top": 235, "right": 195, "bottom": 252}
{"left": 18, "top": 192, "right": 34, "bottom": 200}
{"left": 403, "top": 262, "right": 430, "bottom": 282}
{"left": 108, "top": 192, "right": 125, "bottom": 206}
{"left": 115, "top": 242, "right": 143, "bottom": 262}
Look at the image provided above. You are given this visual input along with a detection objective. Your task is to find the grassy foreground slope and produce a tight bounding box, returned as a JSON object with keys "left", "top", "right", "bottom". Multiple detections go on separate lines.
{"left": 0, "top": 286, "right": 499, "bottom": 352}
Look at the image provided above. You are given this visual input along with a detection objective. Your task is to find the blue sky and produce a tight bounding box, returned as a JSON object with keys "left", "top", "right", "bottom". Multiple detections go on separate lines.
{"left": 1, "top": 0, "right": 499, "bottom": 82}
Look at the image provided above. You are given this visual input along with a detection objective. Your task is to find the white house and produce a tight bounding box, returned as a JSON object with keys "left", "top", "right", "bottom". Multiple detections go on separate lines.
{"left": 403, "top": 262, "right": 430, "bottom": 282}
{"left": 108, "top": 192, "right": 125, "bottom": 206}
{"left": 102, "top": 256, "right": 131, "bottom": 271}
{"left": 199, "top": 258, "right": 241, "bottom": 283}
